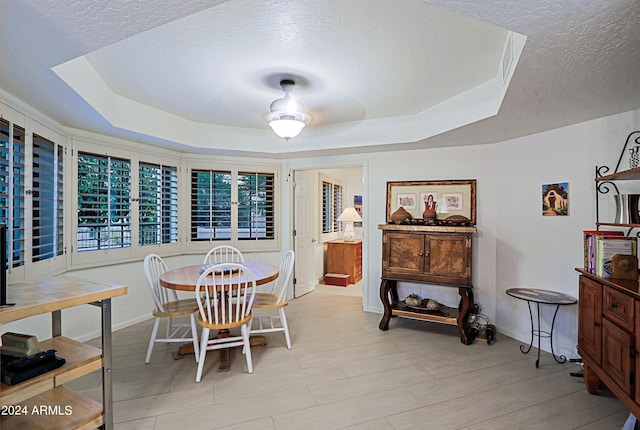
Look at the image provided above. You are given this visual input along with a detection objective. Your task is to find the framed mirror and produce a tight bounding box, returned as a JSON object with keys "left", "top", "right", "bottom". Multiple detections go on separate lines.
{"left": 386, "top": 179, "right": 477, "bottom": 225}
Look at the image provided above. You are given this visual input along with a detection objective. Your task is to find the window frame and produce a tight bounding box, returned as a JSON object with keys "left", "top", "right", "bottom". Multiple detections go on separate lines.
{"left": 319, "top": 174, "right": 343, "bottom": 243}
{"left": 185, "top": 159, "right": 280, "bottom": 253}
{"left": 0, "top": 105, "right": 67, "bottom": 281}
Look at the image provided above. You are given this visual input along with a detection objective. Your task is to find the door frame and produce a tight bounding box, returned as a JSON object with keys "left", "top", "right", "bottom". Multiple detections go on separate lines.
{"left": 290, "top": 164, "right": 367, "bottom": 307}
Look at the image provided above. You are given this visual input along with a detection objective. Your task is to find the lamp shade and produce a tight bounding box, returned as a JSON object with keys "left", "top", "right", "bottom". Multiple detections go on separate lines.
{"left": 337, "top": 207, "right": 362, "bottom": 241}
{"left": 337, "top": 207, "right": 362, "bottom": 222}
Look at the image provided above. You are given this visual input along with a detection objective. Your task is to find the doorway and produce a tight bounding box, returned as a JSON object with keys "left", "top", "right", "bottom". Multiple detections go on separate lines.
{"left": 292, "top": 166, "right": 364, "bottom": 301}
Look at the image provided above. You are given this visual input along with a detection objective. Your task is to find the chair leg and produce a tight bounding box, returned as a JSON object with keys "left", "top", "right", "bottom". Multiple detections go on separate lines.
{"left": 145, "top": 317, "right": 161, "bottom": 364}
{"left": 243, "top": 316, "right": 254, "bottom": 355}
{"left": 190, "top": 313, "right": 200, "bottom": 363}
{"left": 241, "top": 324, "right": 253, "bottom": 374}
{"left": 166, "top": 316, "right": 173, "bottom": 339}
{"left": 195, "top": 328, "right": 210, "bottom": 382}
{"left": 280, "top": 308, "right": 292, "bottom": 350}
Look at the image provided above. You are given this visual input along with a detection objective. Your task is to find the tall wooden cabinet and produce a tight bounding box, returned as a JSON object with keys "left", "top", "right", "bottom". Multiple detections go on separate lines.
{"left": 577, "top": 270, "right": 640, "bottom": 417}
{"left": 0, "top": 276, "right": 127, "bottom": 430}
{"left": 378, "top": 224, "right": 477, "bottom": 344}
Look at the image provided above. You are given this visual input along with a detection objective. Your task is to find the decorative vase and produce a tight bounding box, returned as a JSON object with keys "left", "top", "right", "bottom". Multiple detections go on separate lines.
{"left": 614, "top": 194, "right": 640, "bottom": 224}
{"left": 390, "top": 206, "right": 412, "bottom": 224}
{"left": 422, "top": 195, "right": 437, "bottom": 222}
{"left": 404, "top": 294, "right": 422, "bottom": 307}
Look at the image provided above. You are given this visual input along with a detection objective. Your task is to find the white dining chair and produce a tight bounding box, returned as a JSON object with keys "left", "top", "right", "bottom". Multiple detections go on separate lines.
{"left": 195, "top": 262, "right": 257, "bottom": 382}
{"left": 250, "top": 250, "right": 295, "bottom": 349}
{"left": 202, "top": 245, "right": 244, "bottom": 265}
{"left": 143, "top": 254, "right": 200, "bottom": 364}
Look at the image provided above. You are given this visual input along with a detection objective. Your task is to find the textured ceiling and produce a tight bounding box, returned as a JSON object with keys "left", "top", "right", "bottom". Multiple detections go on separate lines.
{"left": 2, "top": 0, "right": 639, "bottom": 157}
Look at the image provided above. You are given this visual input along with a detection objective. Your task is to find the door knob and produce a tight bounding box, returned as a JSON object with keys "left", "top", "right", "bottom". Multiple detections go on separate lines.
{"left": 311, "top": 238, "right": 317, "bottom": 242}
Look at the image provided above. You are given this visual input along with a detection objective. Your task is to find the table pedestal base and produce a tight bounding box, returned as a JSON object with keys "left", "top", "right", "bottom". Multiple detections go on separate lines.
{"left": 174, "top": 333, "right": 267, "bottom": 371}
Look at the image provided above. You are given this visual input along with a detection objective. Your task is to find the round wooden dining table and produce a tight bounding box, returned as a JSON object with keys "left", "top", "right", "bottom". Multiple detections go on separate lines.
{"left": 159, "top": 261, "right": 279, "bottom": 371}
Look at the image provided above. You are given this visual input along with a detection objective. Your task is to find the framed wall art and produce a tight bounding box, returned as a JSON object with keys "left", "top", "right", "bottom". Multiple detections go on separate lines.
{"left": 542, "top": 182, "right": 569, "bottom": 216}
{"left": 386, "top": 179, "right": 476, "bottom": 224}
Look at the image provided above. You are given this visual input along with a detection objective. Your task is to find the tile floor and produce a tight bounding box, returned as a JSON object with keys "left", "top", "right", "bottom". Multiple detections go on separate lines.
{"left": 68, "top": 283, "right": 630, "bottom": 430}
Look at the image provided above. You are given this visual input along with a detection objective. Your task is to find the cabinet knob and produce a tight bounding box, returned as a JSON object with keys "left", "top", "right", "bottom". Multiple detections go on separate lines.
{"left": 611, "top": 302, "right": 618, "bottom": 309}
{"left": 425, "top": 251, "right": 430, "bottom": 257}
{"left": 594, "top": 321, "right": 600, "bottom": 327}
{"left": 419, "top": 252, "right": 424, "bottom": 256}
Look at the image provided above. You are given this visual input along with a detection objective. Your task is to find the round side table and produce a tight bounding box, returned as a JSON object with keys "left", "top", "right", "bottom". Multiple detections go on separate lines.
{"left": 506, "top": 288, "right": 577, "bottom": 368}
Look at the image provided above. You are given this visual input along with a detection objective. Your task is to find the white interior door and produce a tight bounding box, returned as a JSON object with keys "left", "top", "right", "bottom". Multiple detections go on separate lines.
{"left": 293, "top": 170, "right": 317, "bottom": 297}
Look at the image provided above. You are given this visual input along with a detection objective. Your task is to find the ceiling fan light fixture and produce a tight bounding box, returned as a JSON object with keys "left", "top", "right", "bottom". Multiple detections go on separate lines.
{"left": 269, "top": 117, "right": 307, "bottom": 140}
{"left": 266, "top": 79, "right": 310, "bottom": 141}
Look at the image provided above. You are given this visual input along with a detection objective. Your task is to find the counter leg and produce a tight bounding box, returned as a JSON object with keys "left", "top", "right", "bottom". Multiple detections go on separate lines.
{"left": 101, "top": 298, "right": 113, "bottom": 430}
{"left": 378, "top": 279, "right": 396, "bottom": 331}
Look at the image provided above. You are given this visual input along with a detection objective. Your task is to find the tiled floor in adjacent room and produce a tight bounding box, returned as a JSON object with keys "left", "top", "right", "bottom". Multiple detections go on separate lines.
{"left": 68, "top": 283, "right": 629, "bottom": 429}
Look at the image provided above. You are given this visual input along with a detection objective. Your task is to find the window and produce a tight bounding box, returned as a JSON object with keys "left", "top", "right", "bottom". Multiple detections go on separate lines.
{"left": 0, "top": 118, "right": 25, "bottom": 268}
{"left": 190, "top": 169, "right": 232, "bottom": 240}
{"left": 32, "top": 134, "right": 64, "bottom": 262}
{"left": 322, "top": 179, "right": 343, "bottom": 235}
{"left": 77, "top": 152, "right": 131, "bottom": 251}
{"left": 189, "top": 164, "right": 278, "bottom": 250}
{"left": 139, "top": 162, "right": 178, "bottom": 246}
{"left": 237, "top": 171, "right": 274, "bottom": 240}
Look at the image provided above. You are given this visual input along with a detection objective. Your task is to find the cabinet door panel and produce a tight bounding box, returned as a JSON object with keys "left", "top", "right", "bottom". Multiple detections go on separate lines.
{"left": 384, "top": 232, "right": 424, "bottom": 274}
{"left": 426, "top": 235, "right": 469, "bottom": 278}
{"left": 636, "top": 301, "right": 640, "bottom": 404}
{"left": 602, "top": 317, "right": 633, "bottom": 395}
{"left": 578, "top": 276, "right": 602, "bottom": 365}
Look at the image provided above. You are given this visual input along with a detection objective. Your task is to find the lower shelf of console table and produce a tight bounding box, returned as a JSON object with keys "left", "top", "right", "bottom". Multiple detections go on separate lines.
{"left": 378, "top": 278, "right": 476, "bottom": 345}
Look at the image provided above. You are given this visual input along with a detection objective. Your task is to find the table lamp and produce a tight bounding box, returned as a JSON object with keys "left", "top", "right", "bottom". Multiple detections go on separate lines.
{"left": 337, "top": 207, "right": 362, "bottom": 241}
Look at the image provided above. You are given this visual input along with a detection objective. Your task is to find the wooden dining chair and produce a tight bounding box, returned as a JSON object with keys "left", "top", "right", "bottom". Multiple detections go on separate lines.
{"left": 195, "top": 263, "right": 257, "bottom": 382}
{"left": 202, "top": 245, "right": 245, "bottom": 264}
{"left": 143, "top": 254, "right": 200, "bottom": 364}
{"left": 250, "top": 250, "right": 295, "bottom": 349}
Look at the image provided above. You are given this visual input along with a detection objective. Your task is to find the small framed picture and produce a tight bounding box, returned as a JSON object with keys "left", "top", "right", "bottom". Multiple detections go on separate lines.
{"left": 442, "top": 193, "right": 463, "bottom": 211}
{"left": 542, "top": 182, "right": 569, "bottom": 216}
{"left": 354, "top": 195, "right": 363, "bottom": 227}
{"left": 397, "top": 193, "right": 416, "bottom": 209}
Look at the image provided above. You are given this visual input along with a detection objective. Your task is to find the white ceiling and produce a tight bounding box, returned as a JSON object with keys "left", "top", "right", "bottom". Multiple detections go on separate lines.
{"left": 2, "top": 0, "right": 639, "bottom": 157}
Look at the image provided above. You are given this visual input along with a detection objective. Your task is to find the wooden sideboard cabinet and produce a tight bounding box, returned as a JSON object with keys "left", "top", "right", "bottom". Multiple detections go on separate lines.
{"left": 0, "top": 276, "right": 127, "bottom": 430}
{"left": 326, "top": 240, "right": 362, "bottom": 284}
{"left": 381, "top": 226, "right": 473, "bottom": 286}
{"left": 576, "top": 269, "right": 640, "bottom": 418}
{"left": 378, "top": 224, "right": 477, "bottom": 344}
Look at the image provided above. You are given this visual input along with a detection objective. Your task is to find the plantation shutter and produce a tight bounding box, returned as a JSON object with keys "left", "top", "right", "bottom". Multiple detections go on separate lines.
{"left": 32, "top": 134, "right": 64, "bottom": 261}
{"left": 139, "top": 162, "right": 178, "bottom": 246}
{"left": 237, "top": 171, "right": 274, "bottom": 240}
{"left": 190, "top": 169, "right": 232, "bottom": 240}
{"left": 77, "top": 152, "right": 131, "bottom": 251}
{"left": 0, "top": 119, "right": 25, "bottom": 267}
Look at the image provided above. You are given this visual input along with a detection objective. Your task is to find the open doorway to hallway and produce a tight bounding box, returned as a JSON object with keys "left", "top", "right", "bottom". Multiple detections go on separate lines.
{"left": 291, "top": 166, "right": 364, "bottom": 301}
